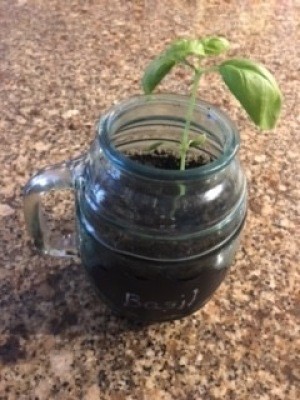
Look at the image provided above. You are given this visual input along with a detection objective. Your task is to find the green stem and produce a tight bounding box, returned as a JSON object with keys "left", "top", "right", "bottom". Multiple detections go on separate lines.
{"left": 180, "top": 69, "right": 202, "bottom": 170}
{"left": 182, "top": 60, "right": 198, "bottom": 72}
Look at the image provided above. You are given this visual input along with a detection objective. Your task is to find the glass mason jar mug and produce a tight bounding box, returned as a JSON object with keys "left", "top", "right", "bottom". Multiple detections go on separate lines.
{"left": 24, "top": 95, "right": 247, "bottom": 322}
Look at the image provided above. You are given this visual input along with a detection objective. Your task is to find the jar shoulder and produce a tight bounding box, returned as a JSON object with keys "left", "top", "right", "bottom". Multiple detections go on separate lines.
{"left": 82, "top": 156, "right": 246, "bottom": 233}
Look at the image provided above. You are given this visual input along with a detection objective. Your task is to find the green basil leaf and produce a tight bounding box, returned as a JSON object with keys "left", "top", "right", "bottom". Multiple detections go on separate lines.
{"left": 142, "top": 39, "right": 205, "bottom": 94}
{"left": 165, "top": 39, "right": 206, "bottom": 59}
{"left": 189, "top": 135, "right": 206, "bottom": 148}
{"left": 147, "top": 141, "right": 164, "bottom": 151}
{"left": 142, "top": 37, "right": 230, "bottom": 94}
{"left": 142, "top": 56, "right": 176, "bottom": 95}
{"left": 219, "top": 58, "right": 282, "bottom": 129}
{"left": 200, "top": 36, "right": 230, "bottom": 55}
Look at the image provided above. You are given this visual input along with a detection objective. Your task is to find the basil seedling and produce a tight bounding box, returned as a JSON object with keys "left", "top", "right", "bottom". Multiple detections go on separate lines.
{"left": 142, "top": 36, "right": 282, "bottom": 170}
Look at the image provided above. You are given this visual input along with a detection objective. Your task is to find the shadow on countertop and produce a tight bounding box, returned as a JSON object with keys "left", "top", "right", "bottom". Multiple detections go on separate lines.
{"left": 1, "top": 243, "right": 209, "bottom": 395}
{"left": 0, "top": 238, "right": 193, "bottom": 358}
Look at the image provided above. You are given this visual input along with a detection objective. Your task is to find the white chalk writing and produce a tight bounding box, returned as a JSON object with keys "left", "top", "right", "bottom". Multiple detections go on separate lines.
{"left": 123, "top": 289, "right": 199, "bottom": 312}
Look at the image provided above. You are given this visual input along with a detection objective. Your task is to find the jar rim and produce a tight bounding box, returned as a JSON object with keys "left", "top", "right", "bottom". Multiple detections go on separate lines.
{"left": 98, "top": 94, "right": 240, "bottom": 181}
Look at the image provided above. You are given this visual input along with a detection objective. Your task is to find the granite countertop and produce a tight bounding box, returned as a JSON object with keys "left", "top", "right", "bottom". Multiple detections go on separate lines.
{"left": 0, "top": 0, "right": 299, "bottom": 399}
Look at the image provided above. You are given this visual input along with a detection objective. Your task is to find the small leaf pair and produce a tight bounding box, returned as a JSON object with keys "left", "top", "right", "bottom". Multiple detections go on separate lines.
{"left": 142, "top": 37, "right": 229, "bottom": 95}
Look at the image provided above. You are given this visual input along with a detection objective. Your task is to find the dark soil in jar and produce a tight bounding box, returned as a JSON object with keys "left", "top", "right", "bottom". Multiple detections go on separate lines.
{"left": 128, "top": 150, "right": 213, "bottom": 169}
{"left": 78, "top": 149, "right": 245, "bottom": 321}
{"left": 82, "top": 148, "right": 240, "bottom": 259}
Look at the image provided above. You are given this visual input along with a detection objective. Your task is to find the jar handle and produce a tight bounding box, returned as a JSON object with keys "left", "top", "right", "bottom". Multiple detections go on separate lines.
{"left": 23, "top": 157, "right": 85, "bottom": 257}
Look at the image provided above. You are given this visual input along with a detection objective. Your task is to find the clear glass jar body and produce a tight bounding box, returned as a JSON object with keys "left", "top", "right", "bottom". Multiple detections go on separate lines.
{"left": 24, "top": 95, "right": 247, "bottom": 322}
{"left": 77, "top": 95, "right": 247, "bottom": 321}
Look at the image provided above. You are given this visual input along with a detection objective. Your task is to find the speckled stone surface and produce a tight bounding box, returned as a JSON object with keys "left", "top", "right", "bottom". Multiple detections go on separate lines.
{"left": 0, "top": 0, "right": 299, "bottom": 399}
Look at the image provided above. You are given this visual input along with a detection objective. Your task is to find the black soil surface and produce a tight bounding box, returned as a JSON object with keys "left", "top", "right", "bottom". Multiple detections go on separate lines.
{"left": 128, "top": 151, "right": 212, "bottom": 170}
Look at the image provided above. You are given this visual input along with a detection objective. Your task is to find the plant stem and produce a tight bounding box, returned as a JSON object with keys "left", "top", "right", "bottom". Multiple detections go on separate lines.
{"left": 182, "top": 60, "right": 198, "bottom": 72}
{"left": 180, "top": 69, "right": 202, "bottom": 170}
